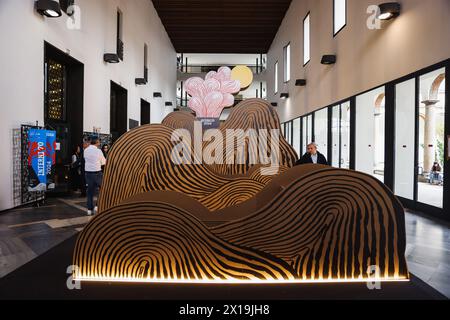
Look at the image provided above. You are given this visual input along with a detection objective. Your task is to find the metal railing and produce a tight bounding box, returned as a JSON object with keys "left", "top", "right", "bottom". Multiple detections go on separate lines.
{"left": 177, "top": 64, "right": 265, "bottom": 74}
{"left": 176, "top": 97, "right": 246, "bottom": 109}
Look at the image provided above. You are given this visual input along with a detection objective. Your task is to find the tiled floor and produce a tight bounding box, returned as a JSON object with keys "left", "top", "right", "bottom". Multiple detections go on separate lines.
{"left": 0, "top": 197, "right": 92, "bottom": 278}
{"left": 0, "top": 197, "right": 449, "bottom": 298}
{"left": 404, "top": 211, "right": 450, "bottom": 298}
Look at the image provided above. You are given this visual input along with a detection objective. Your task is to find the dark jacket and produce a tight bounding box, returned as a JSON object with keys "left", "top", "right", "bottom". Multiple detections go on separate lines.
{"left": 295, "top": 152, "right": 328, "bottom": 166}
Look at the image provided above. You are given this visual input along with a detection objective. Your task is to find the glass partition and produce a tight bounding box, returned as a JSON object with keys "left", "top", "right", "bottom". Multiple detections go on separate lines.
{"left": 417, "top": 68, "right": 445, "bottom": 208}
{"left": 302, "top": 115, "right": 313, "bottom": 155}
{"left": 331, "top": 105, "right": 340, "bottom": 167}
{"left": 394, "top": 79, "right": 416, "bottom": 200}
{"left": 314, "top": 108, "right": 328, "bottom": 159}
{"left": 331, "top": 102, "right": 351, "bottom": 168}
{"left": 293, "top": 118, "right": 301, "bottom": 156}
{"left": 341, "top": 102, "right": 351, "bottom": 169}
{"left": 355, "top": 87, "right": 385, "bottom": 181}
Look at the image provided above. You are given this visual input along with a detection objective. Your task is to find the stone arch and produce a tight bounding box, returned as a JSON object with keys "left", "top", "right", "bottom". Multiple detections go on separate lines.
{"left": 429, "top": 73, "right": 445, "bottom": 100}
{"left": 374, "top": 93, "right": 385, "bottom": 115}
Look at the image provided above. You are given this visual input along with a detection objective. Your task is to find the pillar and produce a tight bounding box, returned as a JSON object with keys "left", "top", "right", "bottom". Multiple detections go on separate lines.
{"left": 422, "top": 100, "right": 439, "bottom": 174}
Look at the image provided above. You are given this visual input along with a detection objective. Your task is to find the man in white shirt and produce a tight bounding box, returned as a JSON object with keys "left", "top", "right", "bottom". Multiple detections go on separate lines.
{"left": 84, "top": 137, "right": 106, "bottom": 215}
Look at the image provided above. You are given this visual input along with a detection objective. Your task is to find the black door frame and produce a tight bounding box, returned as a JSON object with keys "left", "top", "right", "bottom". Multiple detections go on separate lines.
{"left": 110, "top": 81, "right": 128, "bottom": 143}
{"left": 389, "top": 59, "right": 450, "bottom": 219}
{"left": 282, "top": 58, "right": 450, "bottom": 221}
{"left": 43, "top": 41, "right": 84, "bottom": 194}
{"left": 140, "top": 98, "right": 151, "bottom": 125}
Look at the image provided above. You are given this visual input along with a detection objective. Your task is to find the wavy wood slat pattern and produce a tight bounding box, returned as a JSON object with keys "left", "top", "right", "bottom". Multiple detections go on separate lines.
{"left": 99, "top": 99, "right": 297, "bottom": 213}
{"left": 74, "top": 166, "right": 408, "bottom": 282}
{"left": 75, "top": 99, "right": 408, "bottom": 283}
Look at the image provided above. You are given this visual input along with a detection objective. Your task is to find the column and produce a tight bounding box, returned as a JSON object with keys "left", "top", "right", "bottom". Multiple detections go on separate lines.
{"left": 422, "top": 100, "right": 439, "bottom": 174}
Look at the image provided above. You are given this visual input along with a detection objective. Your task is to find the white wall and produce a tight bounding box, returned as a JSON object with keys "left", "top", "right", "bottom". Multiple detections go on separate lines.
{"left": 0, "top": 0, "right": 177, "bottom": 211}
{"left": 267, "top": 0, "right": 450, "bottom": 122}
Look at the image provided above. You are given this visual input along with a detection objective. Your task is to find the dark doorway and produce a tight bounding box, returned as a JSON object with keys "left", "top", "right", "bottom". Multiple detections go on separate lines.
{"left": 44, "top": 42, "right": 84, "bottom": 194}
{"left": 140, "top": 99, "right": 151, "bottom": 125}
{"left": 110, "top": 81, "right": 128, "bottom": 142}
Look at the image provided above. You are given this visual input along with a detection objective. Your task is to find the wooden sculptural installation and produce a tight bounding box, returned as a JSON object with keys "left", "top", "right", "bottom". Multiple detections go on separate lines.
{"left": 73, "top": 98, "right": 409, "bottom": 283}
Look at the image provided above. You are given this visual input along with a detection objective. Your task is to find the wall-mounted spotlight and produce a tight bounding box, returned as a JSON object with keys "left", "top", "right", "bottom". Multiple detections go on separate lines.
{"left": 271, "top": 102, "right": 278, "bottom": 107}
{"left": 135, "top": 78, "right": 147, "bottom": 85}
{"left": 321, "top": 55, "right": 337, "bottom": 65}
{"left": 153, "top": 92, "right": 162, "bottom": 98}
{"left": 35, "top": 0, "right": 62, "bottom": 18}
{"left": 295, "top": 79, "right": 307, "bottom": 87}
{"left": 103, "top": 53, "right": 120, "bottom": 64}
{"left": 280, "top": 93, "right": 289, "bottom": 99}
{"left": 165, "top": 101, "right": 173, "bottom": 107}
{"left": 378, "top": 2, "right": 401, "bottom": 20}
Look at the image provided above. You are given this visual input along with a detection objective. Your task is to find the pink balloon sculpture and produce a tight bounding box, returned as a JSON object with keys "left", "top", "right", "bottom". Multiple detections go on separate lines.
{"left": 185, "top": 67, "right": 241, "bottom": 118}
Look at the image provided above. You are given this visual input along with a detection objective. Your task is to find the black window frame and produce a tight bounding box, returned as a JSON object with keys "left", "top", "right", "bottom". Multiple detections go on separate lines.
{"left": 333, "top": 0, "right": 347, "bottom": 37}
{"left": 303, "top": 12, "right": 311, "bottom": 67}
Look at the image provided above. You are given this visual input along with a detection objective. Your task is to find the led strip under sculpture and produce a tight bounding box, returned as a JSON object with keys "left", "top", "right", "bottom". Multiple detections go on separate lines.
{"left": 73, "top": 98, "right": 409, "bottom": 283}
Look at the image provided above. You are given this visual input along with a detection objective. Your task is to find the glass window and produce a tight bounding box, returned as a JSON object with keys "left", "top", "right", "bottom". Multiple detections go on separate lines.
{"left": 302, "top": 115, "right": 313, "bottom": 154}
{"left": 117, "top": 9, "right": 124, "bottom": 60}
{"left": 283, "top": 43, "right": 291, "bottom": 82}
{"left": 417, "top": 68, "right": 445, "bottom": 208}
{"left": 330, "top": 102, "right": 350, "bottom": 168}
{"left": 303, "top": 13, "right": 311, "bottom": 66}
{"left": 274, "top": 61, "right": 279, "bottom": 94}
{"left": 331, "top": 105, "right": 340, "bottom": 168}
{"left": 293, "top": 118, "right": 301, "bottom": 156}
{"left": 314, "top": 108, "right": 328, "bottom": 160}
{"left": 394, "top": 79, "right": 415, "bottom": 200}
{"left": 285, "top": 121, "right": 292, "bottom": 144}
{"left": 334, "top": 0, "right": 347, "bottom": 35}
{"left": 355, "top": 87, "right": 385, "bottom": 182}
{"left": 341, "top": 102, "right": 351, "bottom": 169}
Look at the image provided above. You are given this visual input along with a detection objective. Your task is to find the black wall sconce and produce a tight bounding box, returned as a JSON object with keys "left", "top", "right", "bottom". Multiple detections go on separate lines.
{"left": 135, "top": 78, "right": 146, "bottom": 85}
{"left": 103, "top": 53, "right": 120, "bottom": 64}
{"left": 35, "top": 0, "right": 62, "bottom": 17}
{"left": 165, "top": 102, "right": 173, "bottom": 107}
{"left": 321, "top": 55, "right": 337, "bottom": 65}
{"left": 280, "top": 93, "right": 289, "bottom": 99}
{"left": 295, "top": 79, "right": 307, "bottom": 87}
{"left": 153, "top": 92, "right": 162, "bottom": 98}
{"left": 136, "top": 66, "right": 148, "bottom": 85}
{"left": 271, "top": 102, "right": 278, "bottom": 107}
{"left": 378, "top": 2, "right": 401, "bottom": 20}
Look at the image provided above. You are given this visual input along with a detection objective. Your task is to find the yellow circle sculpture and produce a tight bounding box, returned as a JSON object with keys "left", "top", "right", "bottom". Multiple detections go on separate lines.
{"left": 231, "top": 65, "right": 253, "bottom": 91}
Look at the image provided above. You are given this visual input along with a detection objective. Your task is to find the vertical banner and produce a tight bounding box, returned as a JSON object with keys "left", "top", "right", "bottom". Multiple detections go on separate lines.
{"left": 27, "top": 129, "right": 56, "bottom": 192}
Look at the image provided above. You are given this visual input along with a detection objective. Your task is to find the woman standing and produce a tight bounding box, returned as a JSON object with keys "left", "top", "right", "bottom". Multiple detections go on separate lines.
{"left": 70, "top": 145, "right": 82, "bottom": 192}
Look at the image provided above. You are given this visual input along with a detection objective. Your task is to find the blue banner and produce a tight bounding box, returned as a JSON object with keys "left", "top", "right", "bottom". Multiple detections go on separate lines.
{"left": 27, "top": 129, "right": 56, "bottom": 192}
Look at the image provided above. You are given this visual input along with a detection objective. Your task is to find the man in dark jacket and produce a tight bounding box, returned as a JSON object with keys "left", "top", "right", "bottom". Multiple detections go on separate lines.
{"left": 296, "top": 143, "right": 328, "bottom": 166}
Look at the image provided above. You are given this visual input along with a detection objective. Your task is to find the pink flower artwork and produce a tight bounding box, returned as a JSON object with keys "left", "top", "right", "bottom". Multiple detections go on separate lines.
{"left": 185, "top": 67, "right": 241, "bottom": 118}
